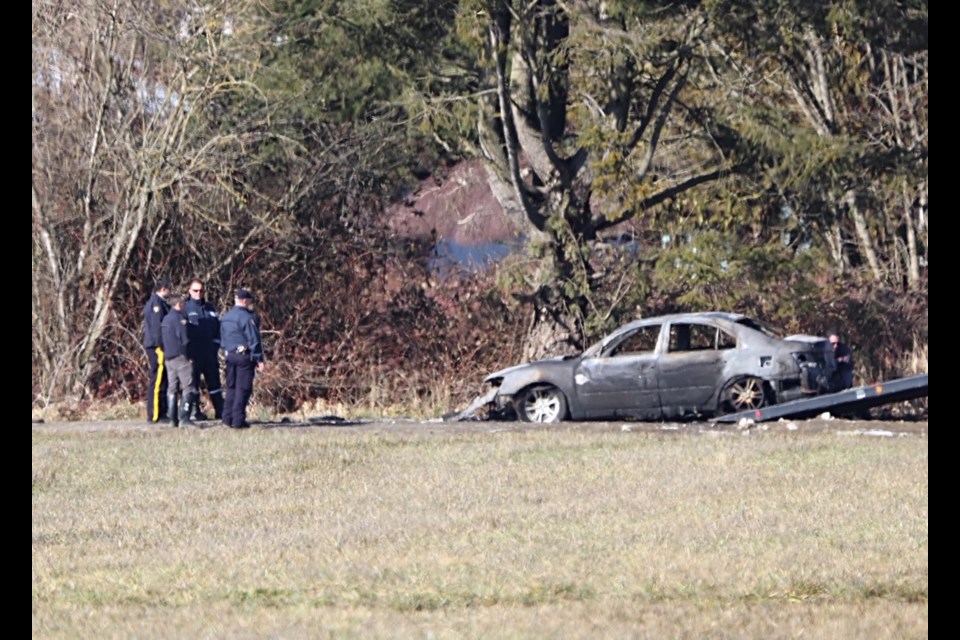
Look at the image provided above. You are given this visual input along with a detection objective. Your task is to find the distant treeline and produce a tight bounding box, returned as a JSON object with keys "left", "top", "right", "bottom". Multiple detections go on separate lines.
{"left": 32, "top": 1, "right": 927, "bottom": 412}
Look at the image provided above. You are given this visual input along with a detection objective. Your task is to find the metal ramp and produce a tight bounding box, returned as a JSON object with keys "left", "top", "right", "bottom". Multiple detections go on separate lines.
{"left": 715, "top": 374, "right": 928, "bottom": 423}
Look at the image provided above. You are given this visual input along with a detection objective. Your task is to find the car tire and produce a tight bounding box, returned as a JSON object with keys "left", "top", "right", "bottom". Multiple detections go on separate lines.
{"left": 721, "top": 376, "right": 768, "bottom": 413}
{"left": 514, "top": 385, "right": 568, "bottom": 423}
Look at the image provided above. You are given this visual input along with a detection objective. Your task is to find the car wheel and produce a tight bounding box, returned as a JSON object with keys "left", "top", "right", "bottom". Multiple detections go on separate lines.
{"left": 515, "top": 386, "right": 568, "bottom": 423}
{"left": 722, "top": 377, "right": 767, "bottom": 413}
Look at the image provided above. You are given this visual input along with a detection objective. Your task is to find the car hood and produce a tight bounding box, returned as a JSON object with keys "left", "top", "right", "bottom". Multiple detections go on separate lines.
{"left": 483, "top": 356, "right": 570, "bottom": 382}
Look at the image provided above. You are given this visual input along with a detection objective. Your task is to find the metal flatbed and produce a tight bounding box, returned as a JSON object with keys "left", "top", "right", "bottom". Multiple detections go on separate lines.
{"left": 715, "top": 374, "right": 929, "bottom": 423}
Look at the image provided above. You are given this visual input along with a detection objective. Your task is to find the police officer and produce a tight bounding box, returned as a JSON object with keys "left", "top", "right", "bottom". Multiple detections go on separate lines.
{"left": 219, "top": 288, "right": 265, "bottom": 429}
{"left": 184, "top": 278, "right": 224, "bottom": 420}
{"left": 161, "top": 294, "right": 198, "bottom": 427}
{"left": 143, "top": 276, "right": 172, "bottom": 424}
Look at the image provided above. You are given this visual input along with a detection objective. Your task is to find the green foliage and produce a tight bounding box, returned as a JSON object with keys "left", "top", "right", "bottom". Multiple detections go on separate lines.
{"left": 650, "top": 229, "right": 826, "bottom": 328}
{"left": 733, "top": 105, "right": 859, "bottom": 192}
{"left": 252, "top": 0, "right": 477, "bottom": 166}
{"left": 705, "top": 0, "right": 927, "bottom": 290}
{"left": 255, "top": 0, "right": 453, "bottom": 119}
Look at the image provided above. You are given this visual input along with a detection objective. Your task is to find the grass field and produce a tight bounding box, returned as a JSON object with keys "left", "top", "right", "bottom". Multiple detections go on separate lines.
{"left": 32, "top": 425, "right": 927, "bottom": 639}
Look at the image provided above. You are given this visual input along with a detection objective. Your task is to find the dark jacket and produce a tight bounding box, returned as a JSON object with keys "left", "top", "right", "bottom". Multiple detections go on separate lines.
{"left": 834, "top": 341, "right": 854, "bottom": 371}
{"left": 220, "top": 306, "right": 264, "bottom": 363}
{"left": 161, "top": 308, "right": 192, "bottom": 360}
{"left": 143, "top": 293, "right": 170, "bottom": 349}
{"left": 184, "top": 297, "right": 221, "bottom": 354}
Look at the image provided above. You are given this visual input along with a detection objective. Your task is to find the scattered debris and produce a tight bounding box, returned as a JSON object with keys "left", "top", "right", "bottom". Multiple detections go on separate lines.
{"left": 737, "top": 417, "right": 755, "bottom": 429}
{"left": 267, "top": 415, "right": 364, "bottom": 427}
{"left": 786, "top": 422, "right": 799, "bottom": 431}
{"left": 443, "top": 387, "right": 497, "bottom": 422}
{"left": 819, "top": 412, "right": 834, "bottom": 420}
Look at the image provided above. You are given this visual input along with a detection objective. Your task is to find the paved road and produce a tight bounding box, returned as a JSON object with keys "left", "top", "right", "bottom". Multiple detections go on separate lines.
{"left": 32, "top": 415, "right": 928, "bottom": 437}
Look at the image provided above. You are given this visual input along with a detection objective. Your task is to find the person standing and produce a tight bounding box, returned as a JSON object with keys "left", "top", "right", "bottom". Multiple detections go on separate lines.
{"left": 828, "top": 328, "right": 855, "bottom": 390}
{"left": 219, "top": 288, "right": 265, "bottom": 429}
{"left": 143, "top": 276, "right": 172, "bottom": 424}
{"left": 161, "top": 294, "right": 198, "bottom": 427}
{"left": 184, "top": 278, "right": 224, "bottom": 420}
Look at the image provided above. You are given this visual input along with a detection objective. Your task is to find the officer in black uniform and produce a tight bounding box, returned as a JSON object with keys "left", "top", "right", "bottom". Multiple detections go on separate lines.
{"left": 184, "top": 278, "right": 224, "bottom": 420}
{"left": 142, "top": 276, "right": 172, "bottom": 424}
{"left": 219, "top": 288, "right": 265, "bottom": 429}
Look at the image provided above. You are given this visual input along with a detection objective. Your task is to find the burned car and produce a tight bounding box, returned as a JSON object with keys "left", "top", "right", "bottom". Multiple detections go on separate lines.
{"left": 461, "top": 312, "right": 838, "bottom": 423}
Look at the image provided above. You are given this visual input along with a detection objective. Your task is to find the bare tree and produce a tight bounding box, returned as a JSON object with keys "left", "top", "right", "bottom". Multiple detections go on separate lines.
{"left": 32, "top": 0, "right": 291, "bottom": 402}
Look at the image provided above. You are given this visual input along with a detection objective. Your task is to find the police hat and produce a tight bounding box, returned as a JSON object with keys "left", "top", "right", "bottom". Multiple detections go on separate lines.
{"left": 235, "top": 288, "right": 253, "bottom": 300}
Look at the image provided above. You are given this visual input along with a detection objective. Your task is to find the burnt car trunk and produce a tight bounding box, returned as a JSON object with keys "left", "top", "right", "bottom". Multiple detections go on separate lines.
{"left": 777, "top": 335, "right": 838, "bottom": 401}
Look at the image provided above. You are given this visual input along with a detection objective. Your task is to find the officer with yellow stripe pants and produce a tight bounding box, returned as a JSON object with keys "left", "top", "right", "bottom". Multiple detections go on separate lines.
{"left": 143, "top": 276, "right": 172, "bottom": 424}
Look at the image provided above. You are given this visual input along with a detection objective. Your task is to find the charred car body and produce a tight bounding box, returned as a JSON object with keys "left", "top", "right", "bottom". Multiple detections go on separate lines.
{"left": 467, "top": 312, "right": 838, "bottom": 423}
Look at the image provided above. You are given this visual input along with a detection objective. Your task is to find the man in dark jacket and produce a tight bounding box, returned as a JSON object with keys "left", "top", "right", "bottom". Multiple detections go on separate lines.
{"left": 184, "top": 278, "right": 223, "bottom": 420}
{"left": 161, "top": 294, "right": 198, "bottom": 427}
{"left": 828, "top": 328, "right": 855, "bottom": 391}
{"left": 143, "top": 276, "right": 172, "bottom": 424}
{"left": 219, "top": 288, "right": 265, "bottom": 429}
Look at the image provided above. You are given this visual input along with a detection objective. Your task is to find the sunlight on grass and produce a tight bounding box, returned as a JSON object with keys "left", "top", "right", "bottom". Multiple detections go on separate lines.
{"left": 33, "top": 428, "right": 927, "bottom": 638}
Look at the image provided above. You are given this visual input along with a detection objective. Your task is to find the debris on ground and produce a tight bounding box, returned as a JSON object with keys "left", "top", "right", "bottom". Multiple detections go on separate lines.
{"left": 442, "top": 388, "right": 497, "bottom": 422}
{"left": 267, "top": 415, "right": 365, "bottom": 427}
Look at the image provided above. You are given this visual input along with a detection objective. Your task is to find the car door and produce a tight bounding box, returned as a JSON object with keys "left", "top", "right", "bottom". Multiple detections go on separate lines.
{"left": 657, "top": 321, "right": 734, "bottom": 414}
{"left": 574, "top": 323, "right": 663, "bottom": 419}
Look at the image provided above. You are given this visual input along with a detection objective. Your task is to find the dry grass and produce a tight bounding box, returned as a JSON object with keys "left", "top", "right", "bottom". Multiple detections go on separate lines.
{"left": 856, "top": 335, "right": 928, "bottom": 389}
{"left": 31, "top": 371, "right": 463, "bottom": 424}
{"left": 32, "top": 427, "right": 927, "bottom": 639}
{"left": 903, "top": 337, "right": 928, "bottom": 376}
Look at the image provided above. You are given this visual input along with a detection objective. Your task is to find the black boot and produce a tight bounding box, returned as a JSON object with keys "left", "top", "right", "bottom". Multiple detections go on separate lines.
{"left": 179, "top": 398, "right": 196, "bottom": 428}
{"left": 167, "top": 394, "right": 179, "bottom": 427}
{"left": 211, "top": 393, "right": 225, "bottom": 421}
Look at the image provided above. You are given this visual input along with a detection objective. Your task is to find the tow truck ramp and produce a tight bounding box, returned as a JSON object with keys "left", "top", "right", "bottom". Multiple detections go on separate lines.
{"left": 715, "top": 374, "right": 928, "bottom": 424}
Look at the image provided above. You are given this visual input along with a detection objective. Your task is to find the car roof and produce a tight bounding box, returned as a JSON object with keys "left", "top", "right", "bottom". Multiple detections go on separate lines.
{"left": 619, "top": 311, "right": 749, "bottom": 331}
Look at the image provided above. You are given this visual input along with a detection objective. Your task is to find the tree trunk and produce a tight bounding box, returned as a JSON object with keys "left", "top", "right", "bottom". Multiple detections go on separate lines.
{"left": 902, "top": 184, "right": 921, "bottom": 289}
{"left": 520, "top": 283, "right": 583, "bottom": 362}
{"left": 845, "top": 191, "right": 883, "bottom": 281}
{"left": 522, "top": 307, "right": 580, "bottom": 362}
{"left": 822, "top": 220, "right": 846, "bottom": 276}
